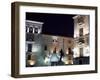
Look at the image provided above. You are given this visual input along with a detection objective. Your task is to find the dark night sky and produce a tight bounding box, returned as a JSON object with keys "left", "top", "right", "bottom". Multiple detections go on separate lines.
{"left": 26, "top": 12, "right": 75, "bottom": 37}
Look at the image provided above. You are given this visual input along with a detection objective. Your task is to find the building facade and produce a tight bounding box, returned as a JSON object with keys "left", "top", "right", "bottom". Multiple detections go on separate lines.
{"left": 25, "top": 20, "right": 44, "bottom": 67}
{"left": 25, "top": 20, "right": 75, "bottom": 67}
{"left": 73, "top": 15, "right": 90, "bottom": 64}
{"left": 25, "top": 15, "right": 90, "bottom": 67}
{"left": 42, "top": 34, "right": 74, "bottom": 65}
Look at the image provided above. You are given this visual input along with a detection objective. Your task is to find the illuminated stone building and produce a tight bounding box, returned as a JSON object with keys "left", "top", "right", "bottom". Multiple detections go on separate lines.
{"left": 25, "top": 20, "right": 74, "bottom": 67}
{"left": 42, "top": 35, "right": 74, "bottom": 65}
{"left": 25, "top": 20, "right": 44, "bottom": 67}
{"left": 73, "top": 15, "right": 90, "bottom": 64}
{"left": 25, "top": 15, "right": 90, "bottom": 67}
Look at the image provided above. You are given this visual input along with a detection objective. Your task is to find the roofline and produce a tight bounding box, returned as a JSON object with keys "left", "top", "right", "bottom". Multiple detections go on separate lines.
{"left": 26, "top": 20, "right": 44, "bottom": 24}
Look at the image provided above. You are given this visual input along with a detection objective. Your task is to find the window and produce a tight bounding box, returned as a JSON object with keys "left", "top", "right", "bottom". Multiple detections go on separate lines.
{"left": 79, "top": 37, "right": 84, "bottom": 43}
{"left": 79, "top": 28, "right": 84, "bottom": 44}
{"left": 79, "top": 28, "right": 83, "bottom": 37}
{"left": 28, "top": 44, "right": 32, "bottom": 52}
{"left": 27, "top": 54, "right": 31, "bottom": 60}
{"left": 68, "top": 40, "right": 71, "bottom": 44}
{"left": 53, "top": 39, "right": 58, "bottom": 43}
{"left": 79, "top": 48, "right": 83, "bottom": 57}
{"left": 44, "top": 45, "right": 47, "bottom": 50}
{"left": 34, "top": 28, "right": 38, "bottom": 33}
{"left": 26, "top": 33, "right": 34, "bottom": 41}
{"left": 29, "top": 27, "right": 33, "bottom": 33}
{"left": 86, "top": 36, "right": 89, "bottom": 45}
{"left": 68, "top": 48, "right": 73, "bottom": 55}
{"left": 26, "top": 26, "right": 28, "bottom": 32}
{"left": 77, "top": 16, "right": 84, "bottom": 25}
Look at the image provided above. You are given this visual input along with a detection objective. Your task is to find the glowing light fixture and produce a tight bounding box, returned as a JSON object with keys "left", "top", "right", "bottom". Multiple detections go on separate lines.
{"left": 28, "top": 60, "right": 36, "bottom": 65}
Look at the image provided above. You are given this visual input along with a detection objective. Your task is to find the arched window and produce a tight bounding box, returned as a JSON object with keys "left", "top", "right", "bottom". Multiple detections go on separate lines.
{"left": 29, "top": 27, "right": 33, "bottom": 33}
{"left": 34, "top": 28, "right": 38, "bottom": 34}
